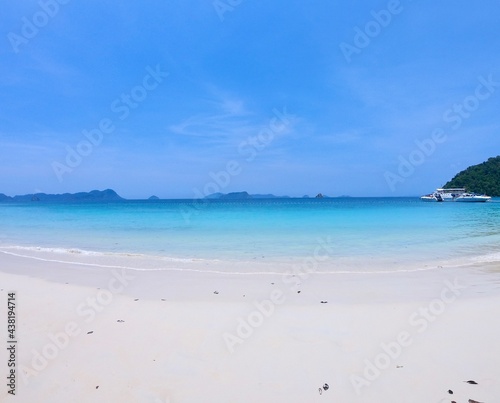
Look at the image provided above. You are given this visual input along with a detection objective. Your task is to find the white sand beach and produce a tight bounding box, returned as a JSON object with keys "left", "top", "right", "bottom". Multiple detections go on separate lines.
{"left": 1, "top": 249, "right": 500, "bottom": 402}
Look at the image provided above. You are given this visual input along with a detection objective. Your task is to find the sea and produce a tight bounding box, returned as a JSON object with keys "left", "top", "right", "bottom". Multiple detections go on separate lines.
{"left": 1, "top": 197, "right": 500, "bottom": 273}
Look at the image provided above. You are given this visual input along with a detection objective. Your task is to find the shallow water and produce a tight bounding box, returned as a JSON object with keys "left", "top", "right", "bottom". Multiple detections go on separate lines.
{"left": 1, "top": 197, "right": 499, "bottom": 272}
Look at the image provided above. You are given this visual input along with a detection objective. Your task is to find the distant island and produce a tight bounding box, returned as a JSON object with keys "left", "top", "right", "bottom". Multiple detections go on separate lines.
{"left": 203, "top": 192, "right": 337, "bottom": 199}
{"left": 205, "top": 191, "right": 290, "bottom": 200}
{"left": 444, "top": 156, "right": 500, "bottom": 196}
{"left": 0, "top": 189, "right": 124, "bottom": 202}
{"left": 0, "top": 189, "right": 348, "bottom": 202}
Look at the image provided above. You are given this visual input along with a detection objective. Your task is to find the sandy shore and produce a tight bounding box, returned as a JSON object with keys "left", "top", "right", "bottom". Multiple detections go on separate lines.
{"left": 1, "top": 249, "right": 500, "bottom": 402}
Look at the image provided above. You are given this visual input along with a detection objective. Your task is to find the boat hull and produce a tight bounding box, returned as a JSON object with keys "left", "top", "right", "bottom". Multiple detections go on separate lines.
{"left": 454, "top": 196, "right": 491, "bottom": 202}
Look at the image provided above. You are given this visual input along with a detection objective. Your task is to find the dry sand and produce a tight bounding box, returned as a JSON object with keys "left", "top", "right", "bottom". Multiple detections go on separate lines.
{"left": 1, "top": 249, "right": 500, "bottom": 402}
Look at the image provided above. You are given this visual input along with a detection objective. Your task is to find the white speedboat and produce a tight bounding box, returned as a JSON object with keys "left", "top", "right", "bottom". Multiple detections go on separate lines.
{"left": 421, "top": 188, "right": 491, "bottom": 202}
{"left": 454, "top": 193, "right": 491, "bottom": 202}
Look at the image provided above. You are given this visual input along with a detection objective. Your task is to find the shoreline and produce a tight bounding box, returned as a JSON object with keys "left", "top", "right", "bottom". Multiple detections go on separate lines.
{"left": 2, "top": 242, "right": 500, "bottom": 274}
{"left": 1, "top": 249, "right": 500, "bottom": 401}
{"left": 1, "top": 246, "right": 500, "bottom": 301}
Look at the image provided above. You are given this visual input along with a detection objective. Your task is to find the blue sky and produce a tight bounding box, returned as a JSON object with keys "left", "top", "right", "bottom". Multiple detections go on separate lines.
{"left": 1, "top": 1, "right": 499, "bottom": 198}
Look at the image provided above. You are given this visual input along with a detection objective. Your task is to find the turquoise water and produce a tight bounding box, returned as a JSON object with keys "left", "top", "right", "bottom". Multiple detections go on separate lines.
{"left": 1, "top": 198, "right": 500, "bottom": 270}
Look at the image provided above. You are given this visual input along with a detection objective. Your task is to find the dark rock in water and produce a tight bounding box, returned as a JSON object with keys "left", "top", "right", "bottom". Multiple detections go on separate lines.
{"left": 315, "top": 193, "right": 324, "bottom": 198}
{"left": 320, "top": 301, "right": 328, "bottom": 304}
{"left": 214, "top": 291, "right": 219, "bottom": 294}
{"left": 96, "top": 385, "right": 99, "bottom": 389}
{"left": 117, "top": 320, "right": 125, "bottom": 323}
{"left": 448, "top": 389, "right": 453, "bottom": 394}
{"left": 87, "top": 331, "right": 93, "bottom": 334}
{"left": 468, "top": 400, "right": 483, "bottom": 403}
{"left": 323, "top": 383, "right": 329, "bottom": 391}
{"left": 465, "top": 380, "right": 478, "bottom": 384}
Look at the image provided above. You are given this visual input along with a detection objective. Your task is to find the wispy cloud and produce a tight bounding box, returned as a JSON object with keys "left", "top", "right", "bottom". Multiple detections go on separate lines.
{"left": 167, "top": 88, "right": 298, "bottom": 150}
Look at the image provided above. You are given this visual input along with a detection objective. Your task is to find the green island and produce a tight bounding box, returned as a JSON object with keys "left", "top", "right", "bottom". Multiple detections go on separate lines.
{"left": 444, "top": 156, "right": 500, "bottom": 196}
